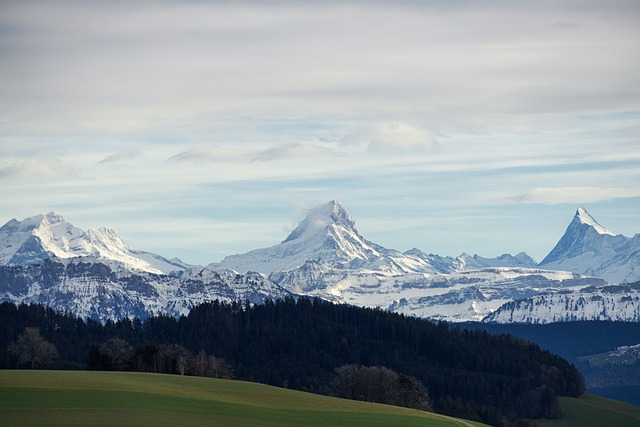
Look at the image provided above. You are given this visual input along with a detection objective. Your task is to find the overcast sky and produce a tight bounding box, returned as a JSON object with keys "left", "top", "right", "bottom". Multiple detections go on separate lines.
{"left": 1, "top": 0, "right": 639, "bottom": 264}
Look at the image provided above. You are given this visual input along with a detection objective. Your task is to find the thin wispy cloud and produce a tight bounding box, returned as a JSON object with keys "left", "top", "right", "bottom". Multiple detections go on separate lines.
{"left": 0, "top": 159, "right": 75, "bottom": 180}
{"left": 340, "top": 123, "right": 437, "bottom": 153}
{"left": 168, "top": 146, "right": 253, "bottom": 163}
{"left": 169, "top": 143, "right": 339, "bottom": 163}
{"left": 505, "top": 187, "right": 640, "bottom": 205}
{"left": 97, "top": 151, "right": 141, "bottom": 164}
{"left": 251, "top": 143, "right": 338, "bottom": 162}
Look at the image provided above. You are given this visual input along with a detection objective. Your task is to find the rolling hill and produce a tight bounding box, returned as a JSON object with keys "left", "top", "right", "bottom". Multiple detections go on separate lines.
{"left": 0, "top": 370, "right": 484, "bottom": 427}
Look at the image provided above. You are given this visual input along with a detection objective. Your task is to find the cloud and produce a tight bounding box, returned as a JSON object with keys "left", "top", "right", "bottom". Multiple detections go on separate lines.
{"left": 97, "top": 151, "right": 141, "bottom": 164}
{"left": 168, "top": 145, "right": 251, "bottom": 163}
{"left": 169, "top": 142, "right": 339, "bottom": 163}
{"left": 0, "top": 158, "right": 75, "bottom": 180}
{"left": 0, "top": 1, "right": 638, "bottom": 265}
{"left": 251, "top": 143, "right": 338, "bottom": 162}
{"left": 505, "top": 187, "right": 640, "bottom": 205}
{"left": 340, "top": 122, "right": 437, "bottom": 152}
{"left": 4, "top": 1, "right": 637, "bottom": 142}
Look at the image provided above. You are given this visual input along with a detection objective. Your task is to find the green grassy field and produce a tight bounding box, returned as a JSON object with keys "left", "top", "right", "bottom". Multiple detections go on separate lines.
{"left": 0, "top": 370, "right": 484, "bottom": 427}
{"left": 535, "top": 394, "right": 640, "bottom": 427}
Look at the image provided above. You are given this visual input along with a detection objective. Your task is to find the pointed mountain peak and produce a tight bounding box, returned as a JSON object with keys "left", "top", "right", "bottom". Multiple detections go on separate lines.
{"left": 540, "top": 206, "right": 620, "bottom": 266}
{"left": 574, "top": 206, "right": 614, "bottom": 236}
{"left": 42, "top": 211, "right": 65, "bottom": 225}
{"left": 282, "top": 200, "right": 356, "bottom": 243}
{"left": 0, "top": 212, "right": 65, "bottom": 233}
{"left": 222, "top": 200, "right": 390, "bottom": 273}
{"left": 309, "top": 200, "right": 352, "bottom": 224}
{"left": 0, "top": 213, "right": 186, "bottom": 274}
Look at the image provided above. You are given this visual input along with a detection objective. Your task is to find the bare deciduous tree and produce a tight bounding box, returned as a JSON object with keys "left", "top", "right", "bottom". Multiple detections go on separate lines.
{"left": 100, "top": 337, "right": 133, "bottom": 371}
{"left": 209, "top": 355, "right": 234, "bottom": 379}
{"left": 175, "top": 347, "right": 191, "bottom": 376}
{"left": 9, "top": 327, "right": 58, "bottom": 369}
{"left": 194, "top": 349, "right": 208, "bottom": 376}
{"left": 331, "top": 364, "right": 432, "bottom": 411}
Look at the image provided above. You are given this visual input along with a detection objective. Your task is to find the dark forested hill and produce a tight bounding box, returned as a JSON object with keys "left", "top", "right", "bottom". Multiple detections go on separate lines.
{"left": 459, "top": 321, "right": 640, "bottom": 406}
{"left": 0, "top": 299, "right": 584, "bottom": 426}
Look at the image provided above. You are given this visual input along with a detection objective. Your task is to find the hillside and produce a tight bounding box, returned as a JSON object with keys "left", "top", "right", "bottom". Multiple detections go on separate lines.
{"left": 0, "top": 370, "right": 485, "bottom": 427}
{"left": 0, "top": 300, "right": 584, "bottom": 426}
{"left": 2, "top": 371, "right": 637, "bottom": 427}
{"left": 535, "top": 394, "right": 640, "bottom": 427}
{"left": 458, "top": 321, "right": 640, "bottom": 406}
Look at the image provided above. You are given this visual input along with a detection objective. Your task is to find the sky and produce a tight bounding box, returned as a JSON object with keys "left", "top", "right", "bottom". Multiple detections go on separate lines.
{"left": 1, "top": 0, "right": 639, "bottom": 265}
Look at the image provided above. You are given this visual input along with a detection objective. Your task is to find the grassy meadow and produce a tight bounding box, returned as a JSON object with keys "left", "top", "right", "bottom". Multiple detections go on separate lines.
{"left": 0, "top": 370, "right": 483, "bottom": 427}
{"left": 535, "top": 393, "right": 640, "bottom": 427}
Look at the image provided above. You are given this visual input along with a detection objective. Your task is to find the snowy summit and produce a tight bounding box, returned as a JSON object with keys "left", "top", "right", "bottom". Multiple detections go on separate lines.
{"left": 221, "top": 200, "right": 388, "bottom": 273}
{"left": 0, "top": 212, "right": 188, "bottom": 274}
{"left": 576, "top": 206, "right": 615, "bottom": 236}
{"left": 540, "top": 206, "right": 639, "bottom": 283}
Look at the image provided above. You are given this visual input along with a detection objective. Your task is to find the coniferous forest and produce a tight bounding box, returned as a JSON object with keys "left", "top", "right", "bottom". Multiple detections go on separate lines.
{"left": 0, "top": 298, "right": 585, "bottom": 427}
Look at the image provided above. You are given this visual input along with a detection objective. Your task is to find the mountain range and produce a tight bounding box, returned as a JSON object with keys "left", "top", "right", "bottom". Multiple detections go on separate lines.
{"left": 0, "top": 212, "right": 290, "bottom": 321}
{"left": 0, "top": 201, "right": 638, "bottom": 323}
{"left": 0, "top": 212, "right": 189, "bottom": 274}
{"left": 221, "top": 201, "right": 639, "bottom": 284}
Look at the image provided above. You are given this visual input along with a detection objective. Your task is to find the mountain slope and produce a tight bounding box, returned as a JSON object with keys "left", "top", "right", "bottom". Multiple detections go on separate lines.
{"left": 0, "top": 212, "right": 189, "bottom": 274}
{"left": 0, "top": 213, "right": 292, "bottom": 321}
{"left": 459, "top": 252, "right": 537, "bottom": 270}
{"left": 270, "top": 261, "right": 605, "bottom": 322}
{"left": 539, "top": 207, "right": 640, "bottom": 284}
{"left": 484, "top": 282, "right": 640, "bottom": 324}
{"left": 0, "top": 258, "right": 290, "bottom": 322}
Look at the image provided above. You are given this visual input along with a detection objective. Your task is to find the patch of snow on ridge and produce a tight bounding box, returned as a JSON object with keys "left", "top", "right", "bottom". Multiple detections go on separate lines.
{"left": 484, "top": 282, "right": 640, "bottom": 324}
{"left": 272, "top": 262, "right": 601, "bottom": 322}
{"left": 576, "top": 206, "right": 615, "bottom": 236}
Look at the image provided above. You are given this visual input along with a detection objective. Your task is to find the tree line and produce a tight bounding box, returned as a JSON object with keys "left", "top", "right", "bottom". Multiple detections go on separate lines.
{"left": 0, "top": 299, "right": 585, "bottom": 426}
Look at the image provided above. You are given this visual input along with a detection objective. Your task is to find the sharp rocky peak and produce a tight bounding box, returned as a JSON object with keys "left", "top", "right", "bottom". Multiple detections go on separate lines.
{"left": 282, "top": 200, "right": 357, "bottom": 243}
{"left": 0, "top": 212, "right": 64, "bottom": 234}
{"left": 539, "top": 206, "right": 621, "bottom": 268}
{"left": 0, "top": 212, "right": 185, "bottom": 275}
{"left": 41, "top": 211, "right": 65, "bottom": 225}
{"left": 574, "top": 206, "right": 615, "bottom": 236}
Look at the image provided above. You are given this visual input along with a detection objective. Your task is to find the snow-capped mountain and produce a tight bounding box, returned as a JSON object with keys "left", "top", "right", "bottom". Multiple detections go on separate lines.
{"left": 0, "top": 257, "right": 291, "bottom": 322}
{"left": 221, "top": 200, "right": 392, "bottom": 273}
{"left": 270, "top": 261, "right": 605, "bottom": 322}
{"left": 220, "top": 200, "right": 535, "bottom": 276}
{"left": 539, "top": 206, "right": 640, "bottom": 284}
{"left": 0, "top": 212, "right": 189, "bottom": 274}
{"left": 582, "top": 343, "right": 640, "bottom": 367}
{"left": 484, "top": 282, "right": 640, "bottom": 324}
{"left": 401, "top": 248, "right": 464, "bottom": 274}
{"left": 220, "top": 201, "right": 619, "bottom": 322}
{"left": 2, "top": 203, "right": 637, "bottom": 324}
{"left": 0, "top": 213, "right": 292, "bottom": 321}
{"left": 459, "top": 252, "right": 537, "bottom": 270}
